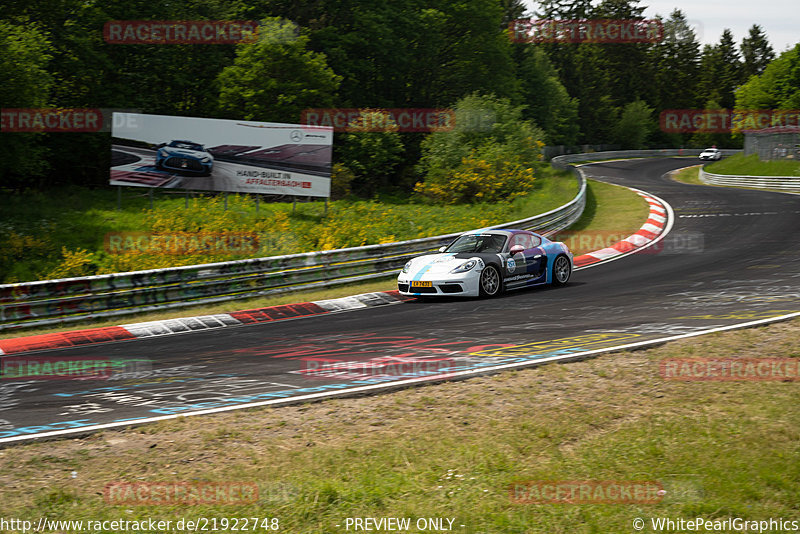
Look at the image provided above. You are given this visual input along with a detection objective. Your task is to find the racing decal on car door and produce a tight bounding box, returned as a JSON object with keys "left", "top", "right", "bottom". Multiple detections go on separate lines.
{"left": 506, "top": 256, "right": 517, "bottom": 274}
{"left": 503, "top": 247, "right": 546, "bottom": 286}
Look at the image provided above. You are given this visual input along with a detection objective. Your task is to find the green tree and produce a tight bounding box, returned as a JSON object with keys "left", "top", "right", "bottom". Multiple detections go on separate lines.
{"left": 416, "top": 93, "right": 546, "bottom": 203}
{"left": 697, "top": 29, "right": 743, "bottom": 109}
{"left": 689, "top": 98, "right": 734, "bottom": 148}
{"left": 0, "top": 20, "right": 53, "bottom": 188}
{"left": 217, "top": 18, "right": 341, "bottom": 123}
{"left": 532, "top": 0, "right": 595, "bottom": 128}
{"left": 647, "top": 9, "right": 702, "bottom": 147}
{"left": 741, "top": 24, "right": 775, "bottom": 79}
{"left": 571, "top": 44, "right": 617, "bottom": 144}
{"left": 335, "top": 110, "right": 405, "bottom": 196}
{"left": 517, "top": 47, "right": 579, "bottom": 145}
{"left": 736, "top": 44, "right": 800, "bottom": 110}
{"left": 308, "top": 0, "right": 518, "bottom": 108}
{"left": 589, "top": 0, "right": 655, "bottom": 108}
{"left": 611, "top": 99, "right": 654, "bottom": 148}
{"left": 4, "top": 0, "right": 244, "bottom": 187}
{"left": 440, "top": 0, "right": 519, "bottom": 103}
{"left": 651, "top": 10, "right": 701, "bottom": 109}
{"left": 500, "top": 0, "right": 528, "bottom": 27}
{"left": 535, "top": 0, "right": 593, "bottom": 19}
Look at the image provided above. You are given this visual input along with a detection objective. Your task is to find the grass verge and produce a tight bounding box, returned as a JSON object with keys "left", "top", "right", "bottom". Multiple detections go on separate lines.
{"left": 672, "top": 164, "right": 800, "bottom": 195}
{"left": 671, "top": 165, "right": 705, "bottom": 186}
{"left": 1, "top": 166, "right": 577, "bottom": 283}
{"left": 0, "top": 179, "right": 646, "bottom": 339}
{"left": 705, "top": 152, "right": 800, "bottom": 177}
{"left": 557, "top": 178, "right": 649, "bottom": 256}
{"left": 2, "top": 318, "right": 798, "bottom": 532}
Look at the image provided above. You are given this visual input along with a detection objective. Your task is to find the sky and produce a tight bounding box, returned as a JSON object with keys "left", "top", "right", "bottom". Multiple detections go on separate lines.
{"left": 522, "top": 0, "right": 798, "bottom": 53}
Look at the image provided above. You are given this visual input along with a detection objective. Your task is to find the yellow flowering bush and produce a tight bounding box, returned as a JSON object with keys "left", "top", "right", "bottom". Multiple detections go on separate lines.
{"left": 0, "top": 231, "right": 56, "bottom": 282}
{"left": 46, "top": 247, "right": 95, "bottom": 279}
{"left": 414, "top": 152, "right": 536, "bottom": 204}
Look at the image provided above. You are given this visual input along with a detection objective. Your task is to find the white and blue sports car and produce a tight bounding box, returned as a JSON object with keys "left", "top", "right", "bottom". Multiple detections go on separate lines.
{"left": 398, "top": 229, "right": 573, "bottom": 298}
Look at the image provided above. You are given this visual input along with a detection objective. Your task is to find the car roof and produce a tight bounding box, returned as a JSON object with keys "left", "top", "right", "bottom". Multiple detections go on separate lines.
{"left": 461, "top": 229, "right": 540, "bottom": 237}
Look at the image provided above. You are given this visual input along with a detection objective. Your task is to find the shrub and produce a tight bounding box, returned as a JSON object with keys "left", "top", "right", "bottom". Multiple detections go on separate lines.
{"left": 415, "top": 93, "right": 545, "bottom": 203}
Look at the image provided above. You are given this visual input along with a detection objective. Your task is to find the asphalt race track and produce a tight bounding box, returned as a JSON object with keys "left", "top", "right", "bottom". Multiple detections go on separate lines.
{"left": 2, "top": 158, "right": 800, "bottom": 444}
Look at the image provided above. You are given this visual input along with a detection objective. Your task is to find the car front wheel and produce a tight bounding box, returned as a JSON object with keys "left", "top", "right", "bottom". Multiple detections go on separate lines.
{"left": 479, "top": 265, "right": 502, "bottom": 297}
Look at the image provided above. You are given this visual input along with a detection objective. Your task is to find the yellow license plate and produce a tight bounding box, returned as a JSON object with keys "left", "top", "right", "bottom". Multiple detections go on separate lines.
{"left": 410, "top": 281, "right": 433, "bottom": 287}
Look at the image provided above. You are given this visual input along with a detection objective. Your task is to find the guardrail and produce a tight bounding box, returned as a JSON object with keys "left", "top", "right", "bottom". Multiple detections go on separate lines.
{"left": 550, "top": 148, "right": 742, "bottom": 168}
{"left": 1, "top": 168, "right": 587, "bottom": 330}
{"left": 700, "top": 168, "right": 800, "bottom": 192}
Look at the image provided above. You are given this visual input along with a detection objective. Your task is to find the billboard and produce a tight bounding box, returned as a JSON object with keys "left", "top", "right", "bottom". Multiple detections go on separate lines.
{"left": 110, "top": 113, "right": 332, "bottom": 198}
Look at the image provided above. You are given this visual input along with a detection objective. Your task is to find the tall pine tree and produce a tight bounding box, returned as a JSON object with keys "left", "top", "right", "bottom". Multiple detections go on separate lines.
{"left": 697, "top": 29, "right": 743, "bottom": 109}
{"left": 741, "top": 24, "right": 775, "bottom": 79}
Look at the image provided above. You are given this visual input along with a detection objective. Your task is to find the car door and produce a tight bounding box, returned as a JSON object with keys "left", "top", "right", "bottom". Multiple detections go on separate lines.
{"left": 505, "top": 234, "right": 546, "bottom": 287}
{"left": 521, "top": 244, "right": 546, "bottom": 283}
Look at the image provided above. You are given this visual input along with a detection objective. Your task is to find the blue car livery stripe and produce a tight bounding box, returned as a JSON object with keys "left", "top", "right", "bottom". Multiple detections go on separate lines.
{"left": 411, "top": 254, "right": 455, "bottom": 281}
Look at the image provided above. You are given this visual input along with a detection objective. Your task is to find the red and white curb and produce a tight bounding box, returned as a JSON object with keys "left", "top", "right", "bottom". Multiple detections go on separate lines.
{"left": 0, "top": 291, "right": 414, "bottom": 355}
{"left": 573, "top": 189, "right": 674, "bottom": 269}
{"left": 0, "top": 189, "right": 673, "bottom": 356}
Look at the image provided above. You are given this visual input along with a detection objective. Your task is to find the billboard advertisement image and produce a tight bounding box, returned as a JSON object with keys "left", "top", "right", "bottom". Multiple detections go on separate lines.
{"left": 110, "top": 113, "right": 332, "bottom": 198}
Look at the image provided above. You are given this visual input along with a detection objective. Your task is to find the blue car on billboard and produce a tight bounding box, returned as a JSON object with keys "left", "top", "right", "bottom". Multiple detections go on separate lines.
{"left": 155, "top": 140, "right": 214, "bottom": 176}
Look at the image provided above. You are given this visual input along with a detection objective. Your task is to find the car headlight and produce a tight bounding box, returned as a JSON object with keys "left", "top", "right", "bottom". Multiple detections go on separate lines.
{"left": 201, "top": 156, "right": 211, "bottom": 163}
{"left": 450, "top": 259, "right": 477, "bottom": 273}
{"left": 402, "top": 261, "right": 413, "bottom": 273}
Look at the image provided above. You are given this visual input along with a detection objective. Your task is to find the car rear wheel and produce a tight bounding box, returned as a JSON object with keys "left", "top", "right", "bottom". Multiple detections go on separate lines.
{"left": 552, "top": 255, "right": 571, "bottom": 286}
{"left": 479, "top": 265, "right": 502, "bottom": 297}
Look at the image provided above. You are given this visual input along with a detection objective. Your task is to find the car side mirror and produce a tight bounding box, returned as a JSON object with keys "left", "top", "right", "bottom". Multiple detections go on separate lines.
{"left": 510, "top": 245, "right": 524, "bottom": 255}
{"left": 438, "top": 246, "right": 447, "bottom": 252}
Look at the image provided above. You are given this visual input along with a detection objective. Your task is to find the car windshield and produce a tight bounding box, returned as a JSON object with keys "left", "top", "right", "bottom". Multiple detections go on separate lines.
{"left": 444, "top": 234, "right": 507, "bottom": 254}
{"left": 169, "top": 141, "right": 203, "bottom": 151}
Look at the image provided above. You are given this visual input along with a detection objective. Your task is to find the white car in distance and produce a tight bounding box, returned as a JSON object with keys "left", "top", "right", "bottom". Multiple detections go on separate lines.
{"left": 699, "top": 148, "right": 722, "bottom": 161}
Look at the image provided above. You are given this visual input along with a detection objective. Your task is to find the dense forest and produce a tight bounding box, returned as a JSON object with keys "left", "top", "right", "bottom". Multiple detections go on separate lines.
{"left": 1, "top": 0, "right": 796, "bottom": 195}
